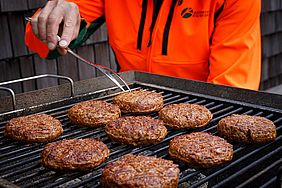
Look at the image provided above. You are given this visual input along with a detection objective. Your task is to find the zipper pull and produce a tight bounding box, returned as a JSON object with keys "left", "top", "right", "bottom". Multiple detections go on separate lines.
{"left": 147, "top": 39, "right": 152, "bottom": 47}
{"left": 147, "top": 29, "right": 153, "bottom": 47}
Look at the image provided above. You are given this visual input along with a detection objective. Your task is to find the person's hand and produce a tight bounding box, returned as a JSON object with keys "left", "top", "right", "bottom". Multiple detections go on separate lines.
{"left": 30, "top": 0, "right": 80, "bottom": 55}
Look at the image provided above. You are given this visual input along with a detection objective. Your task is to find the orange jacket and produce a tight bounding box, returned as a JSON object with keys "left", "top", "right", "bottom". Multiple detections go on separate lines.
{"left": 25, "top": 0, "right": 261, "bottom": 90}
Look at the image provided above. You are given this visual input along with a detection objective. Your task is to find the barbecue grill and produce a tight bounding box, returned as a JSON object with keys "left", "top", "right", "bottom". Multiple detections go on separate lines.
{"left": 0, "top": 71, "right": 281, "bottom": 188}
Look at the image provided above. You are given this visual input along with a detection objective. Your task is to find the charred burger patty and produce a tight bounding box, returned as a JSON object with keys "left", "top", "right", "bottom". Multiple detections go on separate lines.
{"left": 101, "top": 154, "right": 180, "bottom": 188}
{"left": 41, "top": 138, "right": 110, "bottom": 171}
{"left": 169, "top": 132, "right": 233, "bottom": 168}
{"left": 217, "top": 114, "right": 277, "bottom": 143}
{"left": 5, "top": 114, "right": 63, "bottom": 143}
{"left": 113, "top": 90, "right": 164, "bottom": 113}
{"left": 159, "top": 103, "right": 212, "bottom": 129}
{"left": 68, "top": 100, "right": 120, "bottom": 127}
{"left": 105, "top": 116, "right": 167, "bottom": 146}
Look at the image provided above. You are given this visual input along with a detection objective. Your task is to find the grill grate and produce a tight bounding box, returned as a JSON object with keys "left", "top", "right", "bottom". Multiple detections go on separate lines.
{"left": 0, "top": 83, "right": 281, "bottom": 188}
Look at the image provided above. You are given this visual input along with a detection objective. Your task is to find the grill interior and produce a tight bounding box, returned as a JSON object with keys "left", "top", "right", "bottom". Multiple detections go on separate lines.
{"left": 0, "top": 82, "right": 281, "bottom": 188}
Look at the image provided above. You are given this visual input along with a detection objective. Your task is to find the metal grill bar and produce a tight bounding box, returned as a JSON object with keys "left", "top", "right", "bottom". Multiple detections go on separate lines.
{"left": 212, "top": 139, "right": 281, "bottom": 188}
{"left": 260, "top": 177, "right": 277, "bottom": 188}
{"left": 0, "top": 83, "right": 281, "bottom": 188}
{"left": 236, "top": 159, "right": 282, "bottom": 188}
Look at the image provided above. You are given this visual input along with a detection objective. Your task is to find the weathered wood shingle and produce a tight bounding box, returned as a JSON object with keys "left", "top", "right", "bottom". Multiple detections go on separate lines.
{"left": 94, "top": 43, "right": 111, "bottom": 77}
{"left": 0, "top": 0, "right": 28, "bottom": 12}
{"left": 77, "top": 45, "right": 97, "bottom": 80}
{"left": 27, "top": 0, "right": 45, "bottom": 10}
{"left": 0, "top": 59, "right": 22, "bottom": 93}
{"left": 8, "top": 14, "right": 28, "bottom": 57}
{"left": 261, "top": 0, "right": 282, "bottom": 13}
{"left": 261, "top": 12, "right": 276, "bottom": 36}
{"left": 19, "top": 56, "right": 36, "bottom": 92}
{"left": 33, "top": 55, "right": 58, "bottom": 89}
{"left": 57, "top": 53, "right": 79, "bottom": 83}
{"left": 0, "top": 14, "right": 13, "bottom": 59}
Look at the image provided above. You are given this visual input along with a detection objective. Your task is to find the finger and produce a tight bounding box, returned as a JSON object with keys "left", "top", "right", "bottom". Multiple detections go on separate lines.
{"left": 37, "top": 0, "right": 57, "bottom": 43}
{"left": 57, "top": 47, "right": 67, "bottom": 55}
{"left": 46, "top": 6, "right": 64, "bottom": 50}
{"left": 59, "top": 3, "right": 79, "bottom": 48}
{"left": 72, "top": 25, "right": 80, "bottom": 42}
{"left": 30, "top": 13, "right": 40, "bottom": 38}
{"left": 71, "top": 14, "right": 81, "bottom": 41}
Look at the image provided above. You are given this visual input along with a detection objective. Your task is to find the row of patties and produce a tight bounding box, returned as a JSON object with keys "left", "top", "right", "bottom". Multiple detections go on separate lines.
{"left": 4, "top": 90, "right": 277, "bottom": 187}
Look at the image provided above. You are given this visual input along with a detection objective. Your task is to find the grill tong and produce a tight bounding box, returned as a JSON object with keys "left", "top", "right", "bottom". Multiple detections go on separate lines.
{"left": 26, "top": 17, "right": 131, "bottom": 92}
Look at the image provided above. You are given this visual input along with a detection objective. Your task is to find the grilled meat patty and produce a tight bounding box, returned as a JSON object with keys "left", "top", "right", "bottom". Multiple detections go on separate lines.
{"left": 113, "top": 90, "right": 164, "bottom": 113}
{"left": 41, "top": 138, "right": 109, "bottom": 171}
{"left": 101, "top": 154, "right": 180, "bottom": 188}
{"left": 105, "top": 116, "right": 167, "bottom": 146}
{"left": 217, "top": 114, "right": 277, "bottom": 143}
{"left": 169, "top": 132, "right": 233, "bottom": 168}
{"left": 5, "top": 114, "right": 63, "bottom": 143}
{"left": 159, "top": 103, "right": 212, "bottom": 129}
{"left": 68, "top": 100, "right": 121, "bottom": 127}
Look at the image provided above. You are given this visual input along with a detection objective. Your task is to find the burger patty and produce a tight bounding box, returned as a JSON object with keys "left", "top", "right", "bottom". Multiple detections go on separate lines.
{"left": 5, "top": 114, "right": 63, "bottom": 143}
{"left": 169, "top": 132, "right": 233, "bottom": 168}
{"left": 105, "top": 116, "right": 167, "bottom": 146}
{"left": 41, "top": 138, "right": 110, "bottom": 171}
{"left": 112, "top": 90, "right": 164, "bottom": 113}
{"left": 217, "top": 114, "right": 277, "bottom": 143}
{"left": 101, "top": 154, "right": 180, "bottom": 188}
{"left": 159, "top": 103, "right": 212, "bottom": 129}
{"left": 68, "top": 100, "right": 121, "bottom": 127}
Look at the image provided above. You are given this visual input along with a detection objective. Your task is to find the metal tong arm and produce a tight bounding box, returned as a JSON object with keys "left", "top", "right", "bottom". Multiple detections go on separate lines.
{"left": 25, "top": 17, "right": 131, "bottom": 92}
{"left": 66, "top": 48, "right": 131, "bottom": 92}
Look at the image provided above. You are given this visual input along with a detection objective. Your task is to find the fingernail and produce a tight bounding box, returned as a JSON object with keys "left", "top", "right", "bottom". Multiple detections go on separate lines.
{"left": 59, "top": 40, "right": 68, "bottom": 47}
{"left": 48, "top": 42, "right": 56, "bottom": 50}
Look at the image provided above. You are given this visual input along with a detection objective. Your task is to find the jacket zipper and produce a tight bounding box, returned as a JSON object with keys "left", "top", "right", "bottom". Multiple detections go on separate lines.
{"left": 147, "top": 0, "right": 163, "bottom": 47}
{"left": 162, "top": 0, "right": 177, "bottom": 55}
{"left": 137, "top": 0, "right": 148, "bottom": 50}
{"left": 146, "top": 0, "right": 166, "bottom": 72}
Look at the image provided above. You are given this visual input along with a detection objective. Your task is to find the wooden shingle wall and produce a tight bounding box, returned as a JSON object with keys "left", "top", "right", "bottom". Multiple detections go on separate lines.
{"left": 260, "top": 0, "right": 282, "bottom": 90}
{"left": 0, "top": 0, "right": 281, "bottom": 94}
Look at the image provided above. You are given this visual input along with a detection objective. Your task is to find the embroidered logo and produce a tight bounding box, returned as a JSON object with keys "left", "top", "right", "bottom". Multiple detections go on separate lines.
{"left": 181, "top": 7, "right": 209, "bottom": 19}
{"left": 181, "top": 8, "right": 193, "bottom": 18}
